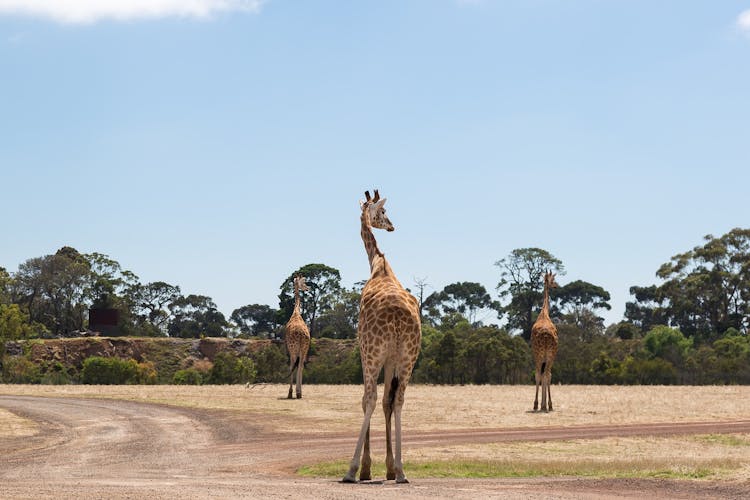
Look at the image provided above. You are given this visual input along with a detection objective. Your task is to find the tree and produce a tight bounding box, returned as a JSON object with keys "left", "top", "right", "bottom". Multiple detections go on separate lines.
{"left": 13, "top": 248, "right": 91, "bottom": 335}
{"left": 278, "top": 263, "right": 342, "bottom": 337}
{"left": 130, "top": 281, "right": 182, "bottom": 335}
{"left": 495, "top": 248, "right": 565, "bottom": 340}
{"left": 83, "top": 253, "right": 139, "bottom": 308}
{"left": 552, "top": 280, "right": 611, "bottom": 340}
{"left": 626, "top": 228, "right": 750, "bottom": 342}
{"left": 168, "top": 294, "right": 228, "bottom": 338}
{"left": 412, "top": 277, "right": 432, "bottom": 322}
{"left": 0, "top": 267, "right": 12, "bottom": 305}
{"left": 423, "top": 282, "right": 500, "bottom": 326}
{"left": 230, "top": 304, "right": 280, "bottom": 338}
{"left": 624, "top": 285, "right": 669, "bottom": 332}
{"left": 317, "top": 286, "right": 361, "bottom": 339}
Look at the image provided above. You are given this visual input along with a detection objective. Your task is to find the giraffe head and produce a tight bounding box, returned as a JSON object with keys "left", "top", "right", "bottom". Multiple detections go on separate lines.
{"left": 544, "top": 271, "right": 558, "bottom": 290}
{"left": 294, "top": 275, "right": 310, "bottom": 293}
{"left": 360, "top": 189, "right": 394, "bottom": 232}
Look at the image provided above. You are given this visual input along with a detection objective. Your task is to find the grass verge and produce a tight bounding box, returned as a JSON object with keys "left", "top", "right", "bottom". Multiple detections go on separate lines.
{"left": 298, "top": 458, "right": 726, "bottom": 480}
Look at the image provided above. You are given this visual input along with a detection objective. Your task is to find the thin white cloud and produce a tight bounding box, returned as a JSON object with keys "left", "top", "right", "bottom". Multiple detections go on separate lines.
{"left": 738, "top": 9, "right": 750, "bottom": 33}
{"left": 0, "top": 0, "right": 264, "bottom": 25}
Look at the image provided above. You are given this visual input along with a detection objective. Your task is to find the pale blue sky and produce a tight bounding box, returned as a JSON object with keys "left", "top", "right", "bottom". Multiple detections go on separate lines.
{"left": 1, "top": 1, "right": 749, "bottom": 327}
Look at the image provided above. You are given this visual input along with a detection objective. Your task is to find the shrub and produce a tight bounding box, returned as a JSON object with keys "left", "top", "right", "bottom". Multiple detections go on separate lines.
{"left": 39, "top": 361, "right": 74, "bottom": 385}
{"left": 208, "top": 352, "right": 257, "bottom": 384}
{"left": 2, "top": 356, "right": 41, "bottom": 383}
{"left": 81, "top": 356, "right": 139, "bottom": 384}
{"left": 252, "top": 344, "right": 288, "bottom": 383}
{"left": 134, "top": 360, "right": 158, "bottom": 384}
{"left": 173, "top": 368, "right": 204, "bottom": 385}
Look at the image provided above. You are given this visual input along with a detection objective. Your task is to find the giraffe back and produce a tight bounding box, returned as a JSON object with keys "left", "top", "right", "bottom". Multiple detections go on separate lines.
{"left": 285, "top": 312, "right": 310, "bottom": 357}
{"left": 359, "top": 270, "right": 421, "bottom": 367}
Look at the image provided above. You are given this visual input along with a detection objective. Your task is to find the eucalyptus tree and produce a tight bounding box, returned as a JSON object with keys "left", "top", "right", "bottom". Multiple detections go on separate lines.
{"left": 495, "top": 248, "right": 565, "bottom": 340}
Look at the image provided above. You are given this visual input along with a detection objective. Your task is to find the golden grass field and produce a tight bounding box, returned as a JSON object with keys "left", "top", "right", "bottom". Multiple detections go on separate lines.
{"left": 2, "top": 384, "right": 749, "bottom": 481}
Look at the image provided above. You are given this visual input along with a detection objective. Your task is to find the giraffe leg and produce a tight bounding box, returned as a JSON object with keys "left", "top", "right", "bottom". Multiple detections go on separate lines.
{"left": 360, "top": 426, "right": 371, "bottom": 481}
{"left": 343, "top": 376, "right": 377, "bottom": 483}
{"left": 287, "top": 355, "right": 297, "bottom": 400}
{"left": 540, "top": 361, "right": 548, "bottom": 412}
{"left": 533, "top": 368, "right": 540, "bottom": 411}
{"left": 546, "top": 364, "right": 553, "bottom": 412}
{"left": 393, "top": 371, "right": 410, "bottom": 484}
{"left": 296, "top": 356, "right": 304, "bottom": 399}
{"left": 382, "top": 363, "right": 396, "bottom": 480}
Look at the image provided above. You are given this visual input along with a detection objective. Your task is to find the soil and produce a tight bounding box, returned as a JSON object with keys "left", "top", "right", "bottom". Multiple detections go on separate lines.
{"left": 1, "top": 395, "right": 749, "bottom": 499}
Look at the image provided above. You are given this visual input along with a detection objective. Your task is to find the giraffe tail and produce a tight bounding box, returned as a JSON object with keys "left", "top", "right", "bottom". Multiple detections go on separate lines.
{"left": 541, "top": 361, "right": 547, "bottom": 376}
{"left": 388, "top": 376, "right": 399, "bottom": 407}
{"left": 286, "top": 356, "right": 300, "bottom": 379}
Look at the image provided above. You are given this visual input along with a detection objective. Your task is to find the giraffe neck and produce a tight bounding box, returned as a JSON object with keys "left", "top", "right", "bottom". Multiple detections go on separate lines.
{"left": 361, "top": 210, "right": 383, "bottom": 272}
{"left": 540, "top": 281, "right": 551, "bottom": 319}
{"left": 293, "top": 283, "right": 301, "bottom": 315}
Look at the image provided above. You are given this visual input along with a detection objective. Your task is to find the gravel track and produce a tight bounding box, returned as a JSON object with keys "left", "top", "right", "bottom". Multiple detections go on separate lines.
{"left": 1, "top": 395, "right": 748, "bottom": 499}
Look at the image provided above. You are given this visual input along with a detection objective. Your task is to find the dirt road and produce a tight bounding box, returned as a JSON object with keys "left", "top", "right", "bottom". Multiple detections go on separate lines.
{"left": 1, "top": 395, "right": 748, "bottom": 499}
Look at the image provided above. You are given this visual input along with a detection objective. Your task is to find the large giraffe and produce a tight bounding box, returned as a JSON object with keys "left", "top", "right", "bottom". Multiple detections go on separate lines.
{"left": 531, "top": 271, "right": 559, "bottom": 412}
{"left": 284, "top": 274, "right": 310, "bottom": 399}
{"left": 343, "top": 190, "right": 421, "bottom": 484}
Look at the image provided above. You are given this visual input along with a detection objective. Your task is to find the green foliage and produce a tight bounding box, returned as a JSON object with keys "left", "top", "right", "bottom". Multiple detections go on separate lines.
{"left": 423, "top": 282, "right": 499, "bottom": 326}
{"left": 168, "top": 294, "right": 228, "bottom": 338}
{"left": 0, "top": 304, "right": 39, "bottom": 344}
{"left": 305, "top": 342, "right": 362, "bottom": 384}
{"left": 413, "top": 322, "right": 530, "bottom": 384}
{"left": 230, "top": 304, "right": 280, "bottom": 338}
{"left": 495, "top": 248, "right": 565, "bottom": 340}
{"left": 39, "top": 361, "right": 74, "bottom": 385}
{"left": 208, "top": 352, "right": 257, "bottom": 384}
{"left": 251, "top": 344, "right": 288, "bottom": 382}
{"left": 81, "top": 356, "right": 156, "bottom": 384}
{"left": 278, "top": 263, "right": 342, "bottom": 337}
{"left": 2, "top": 356, "right": 41, "bottom": 383}
{"left": 626, "top": 228, "right": 750, "bottom": 342}
{"left": 642, "top": 325, "right": 693, "bottom": 360}
{"left": 173, "top": 368, "right": 204, "bottom": 385}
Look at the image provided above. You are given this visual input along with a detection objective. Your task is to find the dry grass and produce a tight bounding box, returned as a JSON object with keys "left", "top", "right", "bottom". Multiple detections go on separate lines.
{"left": 2, "top": 384, "right": 750, "bottom": 481}
{"left": 1, "top": 384, "right": 748, "bottom": 434}
{"left": 0, "top": 408, "right": 38, "bottom": 438}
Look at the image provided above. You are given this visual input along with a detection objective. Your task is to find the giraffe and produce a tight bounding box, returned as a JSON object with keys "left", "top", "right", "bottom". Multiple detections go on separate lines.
{"left": 342, "top": 190, "right": 421, "bottom": 484}
{"left": 284, "top": 274, "right": 310, "bottom": 399}
{"left": 531, "top": 270, "right": 559, "bottom": 412}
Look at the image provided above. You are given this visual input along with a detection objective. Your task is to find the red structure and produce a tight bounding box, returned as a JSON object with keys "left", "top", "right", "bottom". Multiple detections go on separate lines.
{"left": 88, "top": 308, "right": 120, "bottom": 335}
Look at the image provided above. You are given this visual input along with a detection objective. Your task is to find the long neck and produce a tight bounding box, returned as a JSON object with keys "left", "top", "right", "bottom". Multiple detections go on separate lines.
{"left": 540, "top": 281, "right": 551, "bottom": 319}
{"left": 360, "top": 210, "right": 383, "bottom": 271}
{"left": 293, "top": 283, "right": 301, "bottom": 315}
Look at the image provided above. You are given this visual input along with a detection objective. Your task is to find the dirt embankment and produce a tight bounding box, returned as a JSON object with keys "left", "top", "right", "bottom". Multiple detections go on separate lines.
{"left": 6, "top": 337, "right": 277, "bottom": 366}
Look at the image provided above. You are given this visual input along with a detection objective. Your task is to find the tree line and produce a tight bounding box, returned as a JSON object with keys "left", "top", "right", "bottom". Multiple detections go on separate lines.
{"left": 1, "top": 228, "right": 749, "bottom": 384}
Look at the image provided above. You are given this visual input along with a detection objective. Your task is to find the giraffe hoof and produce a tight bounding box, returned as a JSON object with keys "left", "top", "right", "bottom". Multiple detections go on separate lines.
{"left": 396, "top": 476, "right": 410, "bottom": 484}
{"left": 296, "top": 394, "right": 302, "bottom": 399}
{"left": 386, "top": 471, "right": 396, "bottom": 481}
{"left": 341, "top": 475, "right": 357, "bottom": 483}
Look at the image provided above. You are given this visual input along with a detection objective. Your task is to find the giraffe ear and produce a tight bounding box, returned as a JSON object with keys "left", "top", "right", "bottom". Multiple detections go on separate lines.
{"left": 374, "top": 198, "right": 387, "bottom": 210}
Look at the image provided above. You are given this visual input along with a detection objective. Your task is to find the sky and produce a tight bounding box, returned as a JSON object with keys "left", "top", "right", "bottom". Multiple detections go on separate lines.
{"left": 1, "top": 1, "right": 749, "bottom": 328}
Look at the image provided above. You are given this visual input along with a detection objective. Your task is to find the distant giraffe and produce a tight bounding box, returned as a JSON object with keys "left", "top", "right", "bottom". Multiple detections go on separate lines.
{"left": 343, "top": 190, "right": 421, "bottom": 484}
{"left": 531, "top": 271, "right": 559, "bottom": 412}
{"left": 284, "top": 275, "right": 310, "bottom": 399}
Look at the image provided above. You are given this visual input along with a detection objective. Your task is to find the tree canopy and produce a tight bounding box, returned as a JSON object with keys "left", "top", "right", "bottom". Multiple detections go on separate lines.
{"left": 626, "top": 228, "right": 750, "bottom": 342}
{"left": 495, "top": 248, "right": 565, "bottom": 340}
